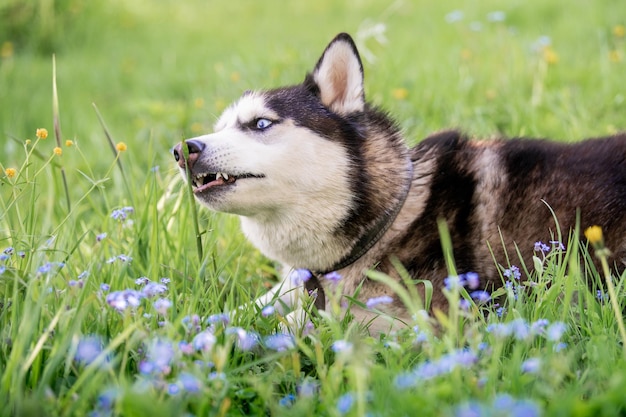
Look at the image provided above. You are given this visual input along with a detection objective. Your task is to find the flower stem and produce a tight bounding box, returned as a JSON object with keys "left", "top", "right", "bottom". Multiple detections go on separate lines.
{"left": 599, "top": 253, "right": 626, "bottom": 357}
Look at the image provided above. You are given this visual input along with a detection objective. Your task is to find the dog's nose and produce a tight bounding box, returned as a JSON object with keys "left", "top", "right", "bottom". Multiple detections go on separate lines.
{"left": 173, "top": 139, "right": 205, "bottom": 169}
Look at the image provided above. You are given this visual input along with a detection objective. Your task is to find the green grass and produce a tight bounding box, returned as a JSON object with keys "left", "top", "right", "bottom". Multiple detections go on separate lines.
{"left": 1, "top": 0, "right": 626, "bottom": 416}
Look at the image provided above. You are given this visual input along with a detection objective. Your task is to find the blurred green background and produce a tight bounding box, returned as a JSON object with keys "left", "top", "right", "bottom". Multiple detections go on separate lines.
{"left": 1, "top": 0, "right": 625, "bottom": 184}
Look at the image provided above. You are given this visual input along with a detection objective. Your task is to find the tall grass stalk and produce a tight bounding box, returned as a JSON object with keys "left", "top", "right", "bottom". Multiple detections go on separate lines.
{"left": 52, "top": 55, "right": 72, "bottom": 212}
{"left": 181, "top": 140, "right": 204, "bottom": 262}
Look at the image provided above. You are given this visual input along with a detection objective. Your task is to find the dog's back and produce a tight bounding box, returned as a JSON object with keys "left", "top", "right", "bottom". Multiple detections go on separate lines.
{"left": 391, "top": 131, "right": 626, "bottom": 307}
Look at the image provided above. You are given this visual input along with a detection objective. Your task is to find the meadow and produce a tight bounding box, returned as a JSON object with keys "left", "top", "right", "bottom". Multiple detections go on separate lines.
{"left": 1, "top": 0, "right": 626, "bottom": 415}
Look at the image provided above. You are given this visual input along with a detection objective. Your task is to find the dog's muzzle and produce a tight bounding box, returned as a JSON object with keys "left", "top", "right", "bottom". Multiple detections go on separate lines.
{"left": 172, "top": 139, "right": 205, "bottom": 170}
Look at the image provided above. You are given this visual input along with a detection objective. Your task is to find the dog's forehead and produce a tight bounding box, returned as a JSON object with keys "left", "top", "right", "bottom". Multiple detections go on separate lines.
{"left": 214, "top": 92, "right": 278, "bottom": 131}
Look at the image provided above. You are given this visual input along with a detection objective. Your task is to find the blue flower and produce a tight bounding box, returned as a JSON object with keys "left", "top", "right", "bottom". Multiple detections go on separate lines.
{"left": 265, "top": 333, "right": 295, "bottom": 351}
{"left": 444, "top": 275, "right": 462, "bottom": 290}
{"left": 106, "top": 290, "right": 144, "bottom": 311}
{"left": 455, "top": 394, "right": 541, "bottom": 417}
{"left": 470, "top": 290, "right": 491, "bottom": 304}
{"left": 68, "top": 279, "right": 82, "bottom": 288}
{"left": 486, "top": 11, "right": 506, "bottom": 22}
{"left": 227, "top": 327, "right": 260, "bottom": 351}
{"left": 509, "top": 400, "right": 542, "bottom": 417}
{"left": 179, "top": 341, "right": 194, "bottom": 355}
{"left": 167, "top": 384, "right": 181, "bottom": 395}
{"left": 395, "top": 349, "right": 477, "bottom": 389}
{"left": 445, "top": 10, "right": 464, "bottom": 23}
{"left": 324, "top": 271, "right": 342, "bottom": 283}
{"left": 177, "top": 372, "right": 201, "bottom": 393}
{"left": 510, "top": 319, "right": 530, "bottom": 340}
{"left": 192, "top": 330, "right": 216, "bottom": 352}
{"left": 75, "top": 336, "right": 104, "bottom": 365}
{"left": 37, "top": 262, "right": 53, "bottom": 274}
{"left": 206, "top": 313, "right": 230, "bottom": 326}
{"left": 0, "top": 254, "right": 9, "bottom": 262}
{"left": 464, "top": 272, "right": 480, "bottom": 289}
{"left": 107, "top": 254, "right": 132, "bottom": 264}
{"left": 331, "top": 340, "right": 353, "bottom": 354}
{"left": 290, "top": 269, "right": 312, "bottom": 285}
{"left": 100, "top": 283, "right": 110, "bottom": 292}
{"left": 111, "top": 206, "right": 134, "bottom": 221}
{"left": 503, "top": 265, "right": 521, "bottom": 280}
{"left": 336, "top": 393, "right": 354, "bottom": 414}
{"left": 486, "top": 323, "right": 512, "bottom": 339}
{"left": 142, "top": 282, "right": 168, "bottom": 298}
{"left": 261, "top": 305, "right": 275, "bottom": 317}
{"left": 96, "top": 232, "right": 107, "bottom": 242}
{"left": 153, "top": 298, "right": 172, "bottom": 315}
{"left": 3, "top": 247, "right": 14, "bottom": 255}
{"left": 454, "top": 401, "right": 484, "bottom": 417}
{"left": 95, "top": 388, "right": 118, "bottom": 411}
{"left": 521, "top": 357, "right": 541, "bottom": 374}
{"left": 135, "top": 277, "right": 150, "bottom": 285}
{"left": 298, "top": 379, "right": 319, "bottom": 397}
{"left": 365, "top": 295, "right": 393, "bottom": 309}
{"left": 413, "top": 325, "right": 429, "bottom": 344}
{"left": 534, "top": 241, "right": 550, "bottom": 253}
{"left": 279, "top": 393, "right": 296, "bottom": 407}
{"left": 549, "top": 240, "right": 566, "bottom": 251}
{"left": 545, "top": 321, "right": 567, "bottom": 341}
{"left": 140, "top": 339, "right": 175, "bottom": 376}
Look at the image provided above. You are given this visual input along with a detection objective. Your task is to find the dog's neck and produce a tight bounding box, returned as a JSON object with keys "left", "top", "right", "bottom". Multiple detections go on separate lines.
{"left": 316, "top": 158, "right": 414, "bottom": 274}
{"left": 239, "top": 152, "right": 414, "bottom": 274}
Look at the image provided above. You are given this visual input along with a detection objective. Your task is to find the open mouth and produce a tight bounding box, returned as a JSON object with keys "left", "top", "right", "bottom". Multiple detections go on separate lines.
{"left": 192, "top": 172, "right": 263, "bottom": 193}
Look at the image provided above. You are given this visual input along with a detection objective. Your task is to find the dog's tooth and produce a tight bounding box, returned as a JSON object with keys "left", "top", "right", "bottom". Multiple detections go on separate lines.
{"left": 222, "top": 173, "right": 229, "bottom": 180}
{"left": 216, "top": 172, "right": 223, "bottom": 180}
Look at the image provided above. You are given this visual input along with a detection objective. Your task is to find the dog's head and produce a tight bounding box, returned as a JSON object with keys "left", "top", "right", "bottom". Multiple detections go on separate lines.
{"left": 172, "top": 34, "right": 366, "bottom": 219}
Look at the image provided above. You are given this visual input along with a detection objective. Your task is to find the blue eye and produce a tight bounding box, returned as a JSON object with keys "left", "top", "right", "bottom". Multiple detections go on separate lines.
{"left": 255, "top": 118, "right": 272, "bottom": 130}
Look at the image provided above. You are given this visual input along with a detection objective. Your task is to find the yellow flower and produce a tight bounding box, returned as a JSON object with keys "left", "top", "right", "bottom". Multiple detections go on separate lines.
{"left": 36, "top": 128, "right": 48, "bottom": 139}
{"left": 5, "top": 168, "right": 17, "bottom": 178}
{"left": 53, "top": 147, "right": 62, "bottom": 156}
{"left": 215, "top": 98, "right": 227, "bottom": 112}
{"left": 194, "top": 98, "right": 205, "bottom": 109}
{"left": 1, "top": 41, "right": 13, "bottom": 59}
{"left": 191, "top": 122, "right": 203, "bottom": 134}
{"left": 543, "top": 47, "right": 559, "bottom": 64}
{"left": 25, "top": 139, "right": 31, "bottom": 146}
{"left": 584, "top": 225, "right": 603, "bottom": 246}
{"left": 65, "top": 140, "right": 74, "bottom": 147}
{"left": 116, "top": 142, "right": 127, "bottom": 152}
{"left": 230, "top": 72, "right": 240, "bottom": 82}
{"left": 391, "top": 88, "right": 409, "bottom": 100}
{"left": 460, "top": 48, "right": 472, "bottom": 61}
{"left": 613, "top": 24, "right": 625, "bottom": 38}
{"left": 609, "top": 50, "right": 622, "bottom": 62}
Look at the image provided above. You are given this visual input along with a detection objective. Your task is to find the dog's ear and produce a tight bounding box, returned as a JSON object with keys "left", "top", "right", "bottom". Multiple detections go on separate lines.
{"left": 306, "top": 33, "right": 365, "bottom": 115}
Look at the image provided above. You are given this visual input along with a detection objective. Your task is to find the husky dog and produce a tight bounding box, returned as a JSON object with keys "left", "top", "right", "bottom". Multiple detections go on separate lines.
{"left": 173, "top": 33, "right": 626, "bottom": 333}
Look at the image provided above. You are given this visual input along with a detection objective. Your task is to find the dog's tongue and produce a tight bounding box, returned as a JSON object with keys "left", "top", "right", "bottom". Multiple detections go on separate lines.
{"left": 194, "top": 176, "right": 235, "bottom": 193}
